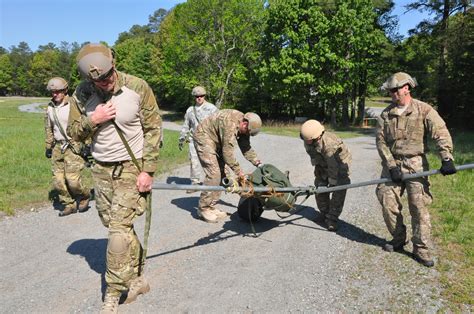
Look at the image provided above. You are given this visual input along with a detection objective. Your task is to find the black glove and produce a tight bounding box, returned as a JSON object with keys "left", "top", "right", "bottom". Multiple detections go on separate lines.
{"left": 45, "top": 148, "right": 52, "bottom": 159}
{"left": 440, "top": 159, "right": 456, "bottom": 176}
{"left": 178, "top": 138, "right": 185, "bottom": 151}
{"left": 81, "top": 144, "right": 91, "bottom": 159}
{"left": 389, "top": 167, "right": 403, "bottom": 183}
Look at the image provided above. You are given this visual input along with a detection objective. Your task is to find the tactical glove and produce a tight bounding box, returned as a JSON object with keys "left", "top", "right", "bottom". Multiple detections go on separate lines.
{"left": 45, "top": 148, "right": 52, "bottom": 159}
{"left": 440, "top": 159, "right": 456, "bottom": 176}
{"left": 178, "top": 137, "right": 185, "bottom": 151}
{"left": 389, "top": 167, "right": 403, "bottom": 183}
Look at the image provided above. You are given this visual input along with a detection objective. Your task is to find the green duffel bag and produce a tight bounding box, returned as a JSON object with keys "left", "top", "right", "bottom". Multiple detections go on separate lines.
{"left": 237, "top": 164, "right": 296, "bottom": 221}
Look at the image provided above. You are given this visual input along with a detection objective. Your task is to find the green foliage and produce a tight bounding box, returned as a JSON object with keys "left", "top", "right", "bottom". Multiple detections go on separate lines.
{"left": 0, "top": 54, "right": 14, "bottom": 95}
{"left": 427, "top": 131, "right": 474, "bottom": 308}
{"left": 257, "top": 0, "right": 388, "bottom": 124}
{"left": 156, "top": 0, "right": 266, "bottom": 110}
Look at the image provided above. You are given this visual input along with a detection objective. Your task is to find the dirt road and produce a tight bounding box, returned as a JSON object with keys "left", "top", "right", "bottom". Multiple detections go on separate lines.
{"left": 0, "top": 131, "right": 445, "bottom": 313}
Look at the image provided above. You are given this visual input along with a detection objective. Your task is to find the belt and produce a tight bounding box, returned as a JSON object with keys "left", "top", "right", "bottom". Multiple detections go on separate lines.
{"left": 94, "top": 160, "right": 131, "bottom": 167}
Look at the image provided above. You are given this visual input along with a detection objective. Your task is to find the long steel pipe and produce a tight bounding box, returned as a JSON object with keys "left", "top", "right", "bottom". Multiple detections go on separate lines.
{"left": 151, "top": 163, "right": 474, "bottom": 195}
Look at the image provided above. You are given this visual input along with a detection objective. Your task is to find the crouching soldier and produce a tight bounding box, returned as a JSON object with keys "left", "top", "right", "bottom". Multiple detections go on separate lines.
{"left": 193, "top": 110, "right": 262, "bottom": 223}
{"left": 300, "top": 119, "right": 351, "bottom": 231}
{"left": 44, "top": 77, "right": 90, "bottom": 217}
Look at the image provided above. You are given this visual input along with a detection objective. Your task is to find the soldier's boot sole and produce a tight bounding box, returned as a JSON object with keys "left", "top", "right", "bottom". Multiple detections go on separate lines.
{"left": 124, "top": 277, "right": 150, "bottom": 304}
{"left": 197, "top": 210, "right": 218, "bottom": 223}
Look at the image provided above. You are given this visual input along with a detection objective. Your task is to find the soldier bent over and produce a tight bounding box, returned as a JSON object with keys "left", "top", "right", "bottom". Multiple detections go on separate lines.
{"left": 193, "top": 109, "right": 262, "bottom": 223}
{"left": 68, "top": 43, "right": 162, "bottom": 313}
{"left": 44, "top": 77, "right": 90, "bottom": 217}
{"left": 376, "top": 72, "right": 456, "bottom": 267}
{"left": 300, "top": 119, "right": 351, "bottom": 231}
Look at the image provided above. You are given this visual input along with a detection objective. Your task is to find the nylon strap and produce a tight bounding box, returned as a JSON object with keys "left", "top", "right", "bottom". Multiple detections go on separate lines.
{"left": 51, "top": 105, "right": 79, "bottom": 154}
{"left": 112, "top": 121, "right": 152, "bottom": 275}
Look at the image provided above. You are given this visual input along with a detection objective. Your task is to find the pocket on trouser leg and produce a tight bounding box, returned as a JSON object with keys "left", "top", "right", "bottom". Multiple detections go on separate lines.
{"left": 117, "top": 191, "right": 143, "bottom": 217}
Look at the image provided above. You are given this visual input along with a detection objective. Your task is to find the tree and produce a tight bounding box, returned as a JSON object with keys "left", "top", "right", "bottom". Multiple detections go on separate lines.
{"left": 156, "top": 0, "right": 266, "bottom": 110}
{"left": 8, "top": 42, "right": 32, "bottom": 95}
{"left": 28, "top": 49, "right": 61, "bottom": 96}
{"left": 258, "top": 0, "right": 387, "bottom": 124}
{"left": 406, "top": 0, "right": 470, "bottom": 119}
{"left": 0, "top": 54, "right": 14, "bottom": 95}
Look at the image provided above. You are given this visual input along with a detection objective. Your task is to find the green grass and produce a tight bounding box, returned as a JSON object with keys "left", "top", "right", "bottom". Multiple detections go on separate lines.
{"left": 367, "top": 96, "right": 391, "bottom": 108}
{"left": 427, "top": 131, "right": 474, "bottom": 309}
{"left": 0, "top": 97, "right": 188, "bottom": 216}
{"left": 262, "top": 120, "right": 374, "bottom": 139}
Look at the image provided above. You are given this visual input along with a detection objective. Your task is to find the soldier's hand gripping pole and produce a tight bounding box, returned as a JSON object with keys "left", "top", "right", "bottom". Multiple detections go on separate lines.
{"left": 152, "top": 163, "right": 474, "bottom": 195}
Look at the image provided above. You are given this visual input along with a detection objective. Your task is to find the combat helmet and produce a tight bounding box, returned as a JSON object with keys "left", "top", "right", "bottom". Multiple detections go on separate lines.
{"left": 244, "top": 112, "right": 262, "bottom": 136}
{"left": 382, "top": 72, "right": 417, "bottom": 90}
{"left": 46, "top": 77, "right": 68, "bottom": 91}
{"left": 300, "top": 119, "right": 325, "bottom": 140}
{"left": 76, "top": 43, "right": 114, "bottom": 80}
{"left": 191, "top": 86, "right": 206, "bottom": 96}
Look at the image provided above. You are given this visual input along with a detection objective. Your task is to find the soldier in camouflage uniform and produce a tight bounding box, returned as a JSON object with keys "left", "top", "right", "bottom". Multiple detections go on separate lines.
{"left": 300, "top": 119, "right": 351, "bottom": 231}
{"left": 193, "top": 109, "right": 262, "bottom": 223}
{"left": 178, "top": 86, "right": 218, "bottom": 191}
{"left": 376, "top": 72, "right": 457, "bottom": 267}
{"left": 44, "top": 77, "right": 90, "bottom": 217}
{"left": 67, "top": 44, "right": 162, "bottom": 313}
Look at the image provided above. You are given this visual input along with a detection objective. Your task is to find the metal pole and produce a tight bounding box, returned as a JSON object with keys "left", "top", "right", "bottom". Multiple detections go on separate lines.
{"left": 151, "top": 163, "right": 474, "bottom": 195}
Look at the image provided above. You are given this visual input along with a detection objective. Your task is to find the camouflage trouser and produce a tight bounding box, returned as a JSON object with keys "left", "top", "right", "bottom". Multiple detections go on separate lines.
{"left": 51, "top": 144, "right": 89, "bottom": 206}
{"left": 376, "top": 155, "right": 433, "bottom": 257}
{"left": 188, "top": 140, "right": 202, "bottom": 184}
{"left": 92, "top": 160, "right": 148, "bottom": 297}
{"left": 194, "top": 140, "right": 226, "bottom": 212}
{"left": 314, "top": 165, "right": 351, "bottom": 222}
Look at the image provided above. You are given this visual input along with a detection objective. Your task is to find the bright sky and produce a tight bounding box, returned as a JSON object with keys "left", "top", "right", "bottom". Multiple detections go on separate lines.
{"left": 0, "top": 0, "right": 432, "bottom": 52}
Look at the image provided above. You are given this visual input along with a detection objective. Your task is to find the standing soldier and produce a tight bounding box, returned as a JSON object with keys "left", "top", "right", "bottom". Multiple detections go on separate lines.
{"left": 376, "top": 72, "right": 456, "bottom": 267}
{"left": 67, "top": 43, "right": 162, "bottom": 313}
{"left": 178, "top": 86, "right": 218, "bottom": 192}
{"left": 193, "top": 109, "right": 262, "bottom": 223}
{"left": 44, "top": 77, "right": 90, "bottom": 217}
{"left": 300, "top": 119, "right": 351, "bottom": 231}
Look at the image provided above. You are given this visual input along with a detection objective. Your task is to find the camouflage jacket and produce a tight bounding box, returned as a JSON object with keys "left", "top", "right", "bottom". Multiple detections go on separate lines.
{"left": 376, "top": 98, "right": 453, "bottom": 169}
{"left": 193, "top": 109, "right": 259, "bottom": 174}
{"left": 304, "top": 131, "right": 351, "bottom": 185}
{"left": 67, "top": 71, "right": 162, "bottom": 173}
{"left": 44, "top": 95, "right": 81, "bottom": 150}
{"left": 179, "top": 101, "right": 218, "bottom": 140}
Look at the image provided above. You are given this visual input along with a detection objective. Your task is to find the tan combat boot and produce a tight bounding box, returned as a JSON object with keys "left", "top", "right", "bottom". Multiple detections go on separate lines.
{"left": 124, "top": 276, "right": 150, "bottom": 304}
{"left": 198, "top": 209, "right": 218, "bottom": 223}
{"left": 78, "top": 196, "right": 90, "bottom": 213}
{"left": 100, "top": 294, "right": 119, "bottom": 314}
{"left": 59, "top": 204, "right": 77, "bottom": 217}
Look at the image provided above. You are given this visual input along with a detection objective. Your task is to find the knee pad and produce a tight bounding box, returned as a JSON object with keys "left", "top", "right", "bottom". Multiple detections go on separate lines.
{"left": 107, "top": 233, "right": 130, "bottom": 271}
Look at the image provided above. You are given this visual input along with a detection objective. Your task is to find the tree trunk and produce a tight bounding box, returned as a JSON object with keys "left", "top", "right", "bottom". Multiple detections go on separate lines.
{"left": 436, "top": 0, "right": 450, "bottom": 119}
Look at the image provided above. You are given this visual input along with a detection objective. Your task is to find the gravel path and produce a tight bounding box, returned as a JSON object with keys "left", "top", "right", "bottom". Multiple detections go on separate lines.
{"left": 0, "top": 120, "right": 446, "bottom": 312}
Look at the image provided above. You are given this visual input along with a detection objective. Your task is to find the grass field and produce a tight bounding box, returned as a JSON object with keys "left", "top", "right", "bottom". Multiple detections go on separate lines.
{"left": 427, "top": 132, "right": 474, "bottom": 309}
{"left": 0, "top": 97, "right": 188, "bottom": 215}
{"left": 367, "top": 96, "right": 391, "bottom": 108}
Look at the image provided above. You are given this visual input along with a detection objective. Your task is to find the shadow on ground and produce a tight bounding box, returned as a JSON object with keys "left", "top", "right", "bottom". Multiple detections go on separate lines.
{"left": 67, "top": 238, "right": 107, "bottom": 295}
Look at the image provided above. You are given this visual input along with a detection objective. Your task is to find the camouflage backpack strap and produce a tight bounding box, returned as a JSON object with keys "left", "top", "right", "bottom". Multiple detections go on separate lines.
{"left": 193, "top": 106, "right": 201, "bottom": 124}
